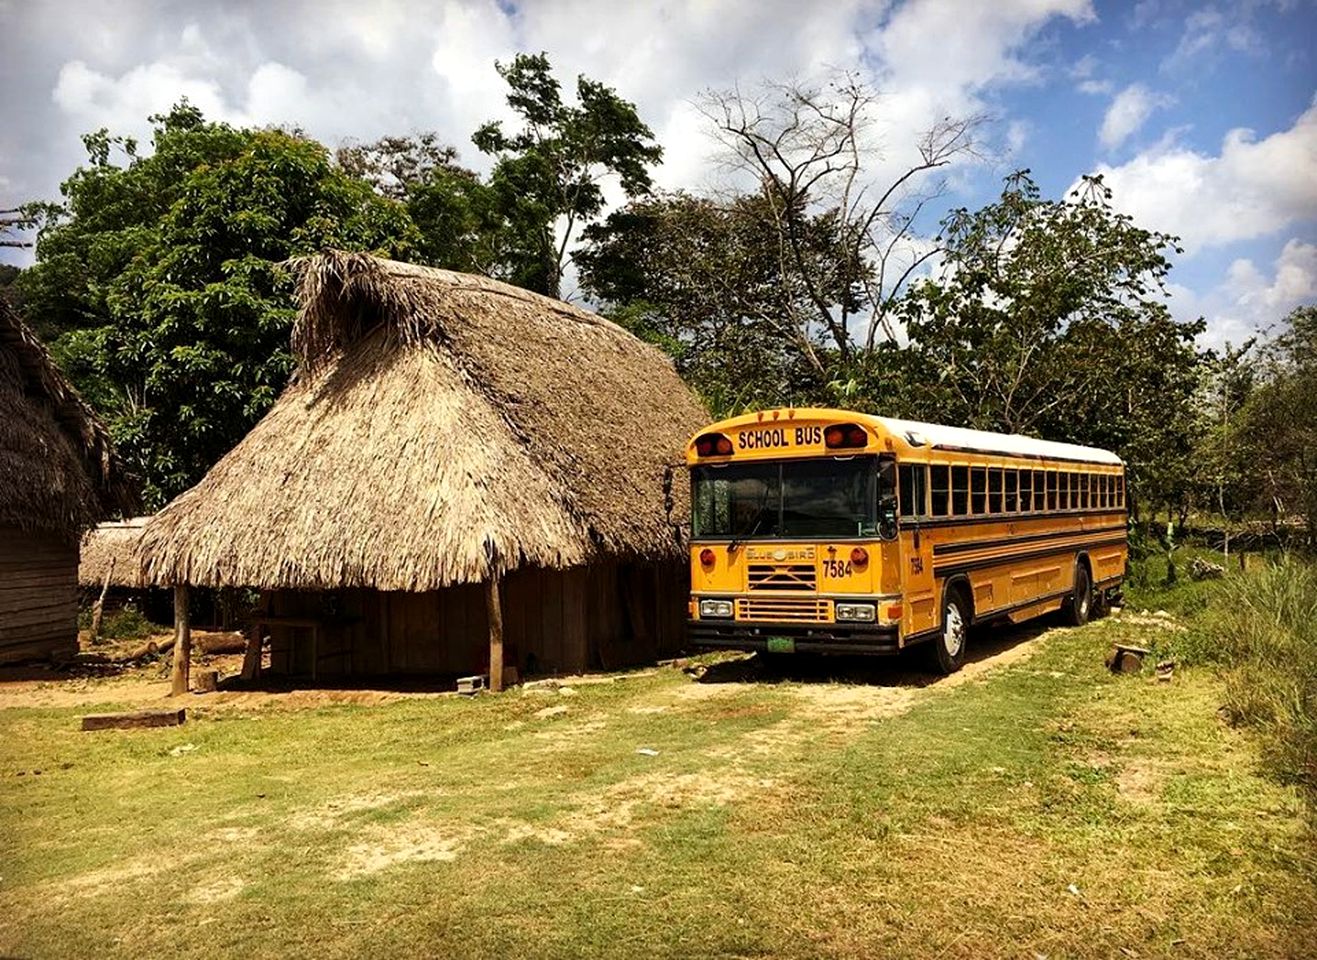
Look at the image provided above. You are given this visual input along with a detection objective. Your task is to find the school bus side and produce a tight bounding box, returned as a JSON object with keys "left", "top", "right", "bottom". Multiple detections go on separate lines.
{"left": 890, "top": 447, "right": 1128, "bottom": 653}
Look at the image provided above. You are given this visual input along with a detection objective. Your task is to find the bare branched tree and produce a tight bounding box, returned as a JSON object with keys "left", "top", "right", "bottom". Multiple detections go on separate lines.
{"left": 696, "top": 73, "right": 983, "bottom": 367}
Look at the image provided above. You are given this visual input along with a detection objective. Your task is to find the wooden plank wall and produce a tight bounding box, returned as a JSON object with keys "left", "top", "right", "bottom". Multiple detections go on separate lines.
{"left": 261, "top": 558, "right": 691, "bottom": 680}
{"left": 0, "top": 526, "right": 79, "bottom": 664}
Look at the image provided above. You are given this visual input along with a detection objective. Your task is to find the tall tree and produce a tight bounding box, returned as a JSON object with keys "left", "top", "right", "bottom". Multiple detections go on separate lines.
{"left": 578, "top": 190, "right": 839, "bottom": 412}
{"left": 1235, "top": 305, "right": 1317, "bottom": 543}
{"left": 896, "top": 171, "right": 1203, "bottom": 515}
{"left": 698, "top": 73, "right": 980, "bottom": 367}
{"left": 473, "top": 52, "right": 663, "bottom": 297}
{"left": 20, "top": 104, "right": 417, "bottom": 506}
{"left": 338, "top": 133, "right": 505, "bottom": 275}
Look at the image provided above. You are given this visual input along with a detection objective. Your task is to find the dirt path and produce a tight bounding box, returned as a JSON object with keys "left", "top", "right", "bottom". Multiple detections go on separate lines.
{"left": 0, "top": 622, "right": 1049, "bottom": 714}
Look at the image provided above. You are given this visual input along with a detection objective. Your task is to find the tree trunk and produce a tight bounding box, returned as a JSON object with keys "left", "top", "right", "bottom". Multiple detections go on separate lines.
{"left": 170, "top": 585, "right": 191, "bottom": 696}
{"left": 241, "top": 625, "right": 262, "bottom": 681}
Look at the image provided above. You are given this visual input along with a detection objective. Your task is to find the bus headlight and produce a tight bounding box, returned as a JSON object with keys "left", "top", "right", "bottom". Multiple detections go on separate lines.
{"left": 835, "top": 603, "right": 876, "bottom": 622}
{"left": 698, "top": 599, "right": 734, "bottom": 619}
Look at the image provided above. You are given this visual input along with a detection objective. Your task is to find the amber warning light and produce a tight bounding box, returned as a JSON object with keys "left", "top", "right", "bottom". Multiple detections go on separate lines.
{"left": 824, "top": 423, "right": 868, "bottom": 450}
{"left": 694, "top": 432, "right": 733, "bottom": 457}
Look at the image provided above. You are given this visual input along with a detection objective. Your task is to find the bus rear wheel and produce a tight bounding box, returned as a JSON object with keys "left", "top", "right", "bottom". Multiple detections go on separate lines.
{"left": 930, "top": 589, "right": 969, "bottom": 675}
{"left": 1065, "top": 563, "right": 1092, "bottom": 627}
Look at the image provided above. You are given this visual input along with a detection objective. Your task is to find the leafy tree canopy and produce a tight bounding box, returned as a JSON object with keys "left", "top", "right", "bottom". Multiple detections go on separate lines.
{"left": 474, "top": 52, "right": 663, "bottom": 296}
{"left": 20, "top": 102, "right": 417, "bottom": 507}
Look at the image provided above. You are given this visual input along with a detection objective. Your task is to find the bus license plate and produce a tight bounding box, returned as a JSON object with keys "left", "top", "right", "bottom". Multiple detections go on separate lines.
{"left": 766, "top": 637, "right": 795, "bottom": 654}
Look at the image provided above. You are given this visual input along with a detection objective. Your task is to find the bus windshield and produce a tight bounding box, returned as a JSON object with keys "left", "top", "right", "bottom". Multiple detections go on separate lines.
{"left": 692, "top": 457, "right": 883, "bottom": 539}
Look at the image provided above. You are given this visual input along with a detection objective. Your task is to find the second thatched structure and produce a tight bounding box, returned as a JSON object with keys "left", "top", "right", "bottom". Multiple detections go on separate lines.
{"left": 139, "top": 252, "right": 707, "bottom": 687}
{"left": 1, "top": 300, "right": 134, "bottom": 663}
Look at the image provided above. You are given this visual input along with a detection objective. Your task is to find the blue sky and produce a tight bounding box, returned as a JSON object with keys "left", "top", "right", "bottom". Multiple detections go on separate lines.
{"left": 1, "top": 0, "right": 1314, "bottom": 346}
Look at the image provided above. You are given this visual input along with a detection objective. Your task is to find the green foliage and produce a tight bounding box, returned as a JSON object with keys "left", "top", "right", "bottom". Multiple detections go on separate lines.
{"left": 578, "top": 191, "right": 836, "bottom": 413}
{"left": 584, "top": 169, "right": 1205, "bottom": 512}
{"left": 337, "top": 133, "right": 504, "bottom": 274}
{"left": 1232, "top": 306, "right": 1317, "bottom": 544}
{"left": 474, "top": 52, "right": 662, "bottom": 296}
{"left": 19, "top": 103, "right": 417, "bottom": 507}
{"left": 78, "top": 604, "right": 158, "bottom": 642}
{"left": 900, "top": 172, "right": 1203, "bottom": 515}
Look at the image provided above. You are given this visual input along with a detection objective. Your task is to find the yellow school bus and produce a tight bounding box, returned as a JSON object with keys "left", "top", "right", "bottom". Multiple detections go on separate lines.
{"left": 685, "top": 408, "right": 1127, "bottom": 673}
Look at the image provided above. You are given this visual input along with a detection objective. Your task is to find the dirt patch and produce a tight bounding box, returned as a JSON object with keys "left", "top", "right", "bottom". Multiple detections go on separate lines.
{"left": 1115, "top": 758, "right": 1169, "bottom": 804}
{"left": 336, "top": 823, "right": 470, "bottom": 880}
{"left": 532, "top": 716, "right": 608, "bottom": 748}
{"left": 49, "top": 855, "right": 168, "bottom": 898}
{"left": 562, "top": 770, "right": 777, "bottom": 835}
{"left": 498, "top": 820, "right": 573, "bottom": 845}
{"left": 186, "top": 876, "right": 246, "bottom": 904}
{"left": 288, "top": 791, "right": 427, "bottom": 831}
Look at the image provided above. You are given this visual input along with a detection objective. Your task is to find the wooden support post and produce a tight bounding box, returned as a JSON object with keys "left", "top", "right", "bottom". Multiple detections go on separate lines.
{"left": 240, "top": 625, "right": 262, "bottom": 680}
{"left": 89, "top": 556, "right": 116, "bottom": 641}
{"left": 170, "top": 584, "right": 192, "bottom": 696}
{"left": 486, "top": 575, "right": 505, "bottom": 693}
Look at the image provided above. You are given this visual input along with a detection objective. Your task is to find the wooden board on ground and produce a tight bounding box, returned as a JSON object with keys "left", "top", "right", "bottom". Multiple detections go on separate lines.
{"left": 81, "top": 708, "right": 186, "bottom": 731}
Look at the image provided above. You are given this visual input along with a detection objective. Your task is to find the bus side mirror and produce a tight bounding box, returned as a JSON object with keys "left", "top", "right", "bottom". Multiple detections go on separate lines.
{"left": 879, "top": 495, "right": 899, "bottom": 542}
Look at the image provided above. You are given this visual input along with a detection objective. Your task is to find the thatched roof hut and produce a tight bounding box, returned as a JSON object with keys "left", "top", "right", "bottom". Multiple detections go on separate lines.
{"left": 0, "top": 299, "right": 134, "bottom": 662}
{"left": 79, "top": 517, "right": 152, "bottom": 589}
{"left": 140, "top": 253, "right": 708, "bottom": 684}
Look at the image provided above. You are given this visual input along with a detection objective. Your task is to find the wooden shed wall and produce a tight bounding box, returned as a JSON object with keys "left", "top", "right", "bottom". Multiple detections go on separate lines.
{"left": 262, "top": 559, "right": 686, "bottom": 680}
{"left": 0, "top": 526, "right": 78, "bottom": 664}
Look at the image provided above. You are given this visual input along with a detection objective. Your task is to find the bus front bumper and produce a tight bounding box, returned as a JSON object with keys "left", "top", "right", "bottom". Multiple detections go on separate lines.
{"left": 686, "top": 620, "right": 902, "bottom": 656}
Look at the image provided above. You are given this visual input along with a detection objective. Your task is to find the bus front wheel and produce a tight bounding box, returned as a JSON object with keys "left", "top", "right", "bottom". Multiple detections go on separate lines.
{"left": 930, "top": 590, "right": 969, "bottom": 675}
{"left": 1065, "top": 563, "right": 1092, "bottom": 627}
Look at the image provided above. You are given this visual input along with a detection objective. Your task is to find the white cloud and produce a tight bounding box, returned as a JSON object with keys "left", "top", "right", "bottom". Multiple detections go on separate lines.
{"left": 1070, "top": 53, "right": 1099, "bottom": 79}
{"left": 1090, "top": 98, "right": 1317, "bottom": 253}
{"left": 1169, "top": 239, "right": 1317, "bottom": 347}
{"left": 0, "top": 0, "right": 1100, "bottom": 274}
{"left": 1078, "top": 78, "right": 1112, "bottom": 95}
{"left": 1099, "top": 84, "right": 1173, "bottom": 150}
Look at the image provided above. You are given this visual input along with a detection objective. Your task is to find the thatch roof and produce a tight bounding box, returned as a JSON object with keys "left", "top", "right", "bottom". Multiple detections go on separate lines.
{"left": 140, "top": 252, "right": 709, "bottom": 591}
{"left": 79, "top": 516, "right": 152, "bottom": 588}
{"left": 0, "top": 299, "right": 135, "bottom": 541}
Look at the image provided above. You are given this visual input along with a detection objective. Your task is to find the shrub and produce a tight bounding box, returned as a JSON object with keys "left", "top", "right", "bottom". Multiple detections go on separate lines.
{"left": 97, "top": 606, "right": 159, "bottom": 642}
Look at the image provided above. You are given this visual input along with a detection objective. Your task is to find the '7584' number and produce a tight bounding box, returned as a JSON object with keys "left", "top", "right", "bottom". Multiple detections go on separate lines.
{"left": 822, "top": 559, "right": 853, "bottom": 578}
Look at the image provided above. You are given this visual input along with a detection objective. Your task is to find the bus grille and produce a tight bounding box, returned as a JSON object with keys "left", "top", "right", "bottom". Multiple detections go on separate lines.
{"left": 747, "top": 563, "right": 817, "bottom": 591}
{"left": 736, "top": 598, "right": 831, "bottom": 622}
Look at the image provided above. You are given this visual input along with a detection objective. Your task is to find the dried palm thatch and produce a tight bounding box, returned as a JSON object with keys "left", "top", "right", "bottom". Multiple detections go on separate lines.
{"left": 79, "top": 516, "right": 152, "bottom": 588}
{"left": 140, "top": 252, "right": 709, "bottom": 591}
{"left": 0, "top": 299, "right": 134, "bottom": 541}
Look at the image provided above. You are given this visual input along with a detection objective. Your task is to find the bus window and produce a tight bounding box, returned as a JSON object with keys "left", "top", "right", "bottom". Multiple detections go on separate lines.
{"left": 1116, "top": 475, "right": 1125, "bottom": 508}
{"left": 1004, "top": 470, "right": 1018, "bottom": 513}
{"left": 971, "top": 467, "right": 987, "bottom": 514}
{"left": 898, "top": 464, "right": 927, "bottom": 518}
{"left": 1101, "top": 475, "right": 1110, "bottom": 508}
{"left": 1033, "top": 470, "right": 1045, "bottom": 511}
{"left": 988, "top": 468, "right": 1003, "bottom": 513}
{"left": 931, "top": 465, "right": 950, "bottom": 516}
{"left": 1081, "top": 474, "right": 1091, "bottom": 509}
{"left": 1046, "top": 471, "right": 1058, "bottom": 510}
{"left": 951, "top": 466, "right": 969, "bottom": 515}
{"left": 1060, "top": 472, "right": 1070, "bottom": 510}
{"left": 1019, "top": 470, "right": 1033, "bottom": 514}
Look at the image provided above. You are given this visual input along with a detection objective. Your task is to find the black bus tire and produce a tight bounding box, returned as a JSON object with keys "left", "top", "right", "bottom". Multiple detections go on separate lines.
{"left": 930, "top": 588, "right": 969, "bottom": 675}
{"left": 1065, "top": 562, "right": 1092, "bottom": 627}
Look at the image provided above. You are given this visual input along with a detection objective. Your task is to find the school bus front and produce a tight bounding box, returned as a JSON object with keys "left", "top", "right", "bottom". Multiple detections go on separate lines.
{"left": 685, "top": 409, "right": 904, "bottom": 655}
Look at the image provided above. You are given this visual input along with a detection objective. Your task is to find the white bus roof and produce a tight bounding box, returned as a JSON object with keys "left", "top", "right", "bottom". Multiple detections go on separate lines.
{"left": 873, "top": 416, "right": 1123, "bottom": 466}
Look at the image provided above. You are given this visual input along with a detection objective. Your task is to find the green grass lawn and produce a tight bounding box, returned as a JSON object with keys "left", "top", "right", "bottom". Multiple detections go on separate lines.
{"left": 2, "top": 614, "right": 1314, "bottom": 959}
